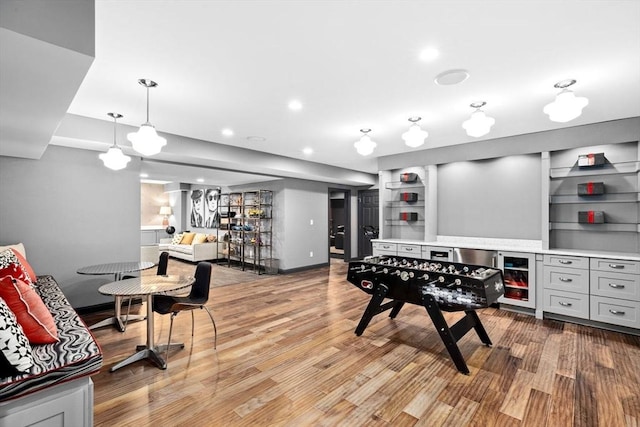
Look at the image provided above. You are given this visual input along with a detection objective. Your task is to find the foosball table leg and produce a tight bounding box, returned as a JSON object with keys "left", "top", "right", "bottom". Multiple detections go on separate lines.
{"left": 465, "top": 310, "right": 492, "bottom": 346}
{"left": 355, "top": 284, "right": 389, "bottom": 336}
{"left": 421, "top": 294, "right": 471, "bottom": 375}
{"left": 389, "top": 301, "right": 405, "bottom": 319}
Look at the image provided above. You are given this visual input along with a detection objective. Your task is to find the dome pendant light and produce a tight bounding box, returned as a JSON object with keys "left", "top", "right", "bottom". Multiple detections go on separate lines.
{"left": 354, "top": 128, "right": 377, "bottom": 156}
{"left": 402, "top": 117, "right": 428, "bottom": 148}
{"left": 99, "top": 113, "right": 132, "bottom": 170}
{"left": 462, "top": 101, "right": 495, "bottom": 137}
{"left": 543, "top": 79, "right": 588, "bottom": 123}
{"left": 127, "top": 79, "right": 167, "bottom": 156}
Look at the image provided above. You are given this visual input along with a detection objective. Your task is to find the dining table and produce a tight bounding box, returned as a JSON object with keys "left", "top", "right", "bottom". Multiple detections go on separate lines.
{"left": 77, "top": 261, "right": 155, "bottom": 332}
{"left": 99, "top": 275, "right": 195, "bottom": 371}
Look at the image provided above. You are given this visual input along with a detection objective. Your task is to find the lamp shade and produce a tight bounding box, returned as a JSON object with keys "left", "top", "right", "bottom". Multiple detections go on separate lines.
{"left": 127, "top": 124, "right": 167, "bottom": 156}
{"left": 354, "top": 134, "right": 376, "bottom": 156}
{"left": 99, "top": 146, "right": 131, "bottom": 170}
{"left": 159, "top": 206, "right": 172, "bottom": 216}
{"left": 462, "top": 110, "right": 495, "bottom": 138}
{"left": 402, "top": 122, "right": 428, "bottom": 148}
{"left": 543, "top": 89, "right": 589, "bottom": 123}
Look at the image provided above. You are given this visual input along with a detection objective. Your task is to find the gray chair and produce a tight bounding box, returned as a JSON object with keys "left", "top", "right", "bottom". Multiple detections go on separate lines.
{"left": 152, "top": 261, "right": 217, "bottom": 365}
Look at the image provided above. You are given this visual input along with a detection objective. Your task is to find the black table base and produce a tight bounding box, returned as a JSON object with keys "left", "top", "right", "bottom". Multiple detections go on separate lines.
{"left": 354, "top": 282, "right": 492, "bottom": 375}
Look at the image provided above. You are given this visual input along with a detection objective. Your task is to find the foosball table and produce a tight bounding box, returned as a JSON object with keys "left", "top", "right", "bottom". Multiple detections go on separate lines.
{"left": 347, "top": 255, "right": 505, "bottom": 374}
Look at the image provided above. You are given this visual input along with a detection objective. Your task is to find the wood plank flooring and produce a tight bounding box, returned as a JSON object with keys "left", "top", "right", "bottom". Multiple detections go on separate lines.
{"left": 82, "top": 259, "right": 640, "bottom": 426}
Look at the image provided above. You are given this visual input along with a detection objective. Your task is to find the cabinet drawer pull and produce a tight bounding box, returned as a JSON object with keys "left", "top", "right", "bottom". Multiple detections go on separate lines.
{"left": 608, "top": 264, "right": 624, "bottom": 269}
{"left": 383, "top": 245, "right": 390, "bottom": 249}
{"left": 405, "top": 248, "right": 413, "bottom": 251}
{"left": 559, "top": 277, "right": 573, "bottom": 283}
{"left": 558, "top": 301, "right": 572, "bottom": 307}
{"left": 609, "top": 309, "right": 625, "bottom": 316}
{"left": 608, "top": 283, "right": 625, "bottom": 289}
{"left": 558, "top": 260, "right": 572, "bottom": 265}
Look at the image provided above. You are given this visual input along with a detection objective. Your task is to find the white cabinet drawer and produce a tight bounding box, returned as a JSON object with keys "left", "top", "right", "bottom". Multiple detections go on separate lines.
{"left": 590, "top": 296, "right": 640, "bottom": 329}
{"left": 590, "top": 270, "right": 640, "bottom": 302}
{"left": 543, "top": 289, "right": 589, "bottom": 319}
{"left": 372, "top": 242, "right": 397, "bottom": 256}
{"left": 590, "top": 258, "right": 640, "bottom": 274}
{"left": 543, "top": 266, "right": 589, "bottom": 294}
{"left": 543, "top": 254, "right": 589, "bottom": 269}
{"left": 421, "top": 246, "right": 453, "bottom": 261}
{"left": 398, "top": 244, "right": 421, "bottom": 258}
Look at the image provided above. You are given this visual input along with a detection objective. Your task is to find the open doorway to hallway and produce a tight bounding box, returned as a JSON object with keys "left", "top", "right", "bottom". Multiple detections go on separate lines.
{"left": 328, "top": 189, "right": 350, "bottom": 261}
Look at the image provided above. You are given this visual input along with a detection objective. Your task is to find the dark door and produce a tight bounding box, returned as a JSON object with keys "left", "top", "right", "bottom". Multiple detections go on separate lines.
{"left": 358, "top": 189, "right": 379, "bottom": 258}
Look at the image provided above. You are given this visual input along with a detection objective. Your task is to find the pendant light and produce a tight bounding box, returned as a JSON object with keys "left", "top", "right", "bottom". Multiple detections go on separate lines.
{"left": 543, "top": 79, "right": 588, "bottom": 123}
{"left": 99, "top": 113, "right": 131, "bottom": 170}
{"left": 354, "top": 128, "right": 376, "bottom": 156}
{"left": 402, "top": 117, "right": 428, "bottom": 148}
{"left": 462, "top": 101, "right": 495, "bottom": 137}
{"left": 127, "top": 79, "right": 167, "bottom": 156}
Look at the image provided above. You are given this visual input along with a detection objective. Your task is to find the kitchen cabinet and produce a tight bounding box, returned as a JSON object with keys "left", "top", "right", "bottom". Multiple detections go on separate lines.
{"left": 542, "top": 254, "right": 589, "bottom": 319}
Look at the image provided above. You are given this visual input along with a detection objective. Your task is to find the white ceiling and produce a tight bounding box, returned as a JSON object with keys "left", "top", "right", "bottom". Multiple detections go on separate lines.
{"left": 6, "top": 1, "right": 640, "bottom": 184}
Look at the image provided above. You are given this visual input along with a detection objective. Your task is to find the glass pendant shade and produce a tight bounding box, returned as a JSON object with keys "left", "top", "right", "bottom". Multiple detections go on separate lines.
{"left": 462, "top": 109, "right": 495, "bottom": 138}
{"left": 402, "top": 122, "right": 428, "bottom": 148}
{"left": 128, "top": 79, "right": 166, "bottom": 156}
{"left": 100, "top": 146, "right": 131, "bottom": 170}
{"left": 127, "top": 123, "right": 167, "bottom": 156}
{"left": 100, "top": 112, "right": 131, "bottom": 170}
{"left": 354, "top": 132, "right": 376, "bottom": 156}
{"left": 543, "top": 89, "right": 589, "bottom": 123}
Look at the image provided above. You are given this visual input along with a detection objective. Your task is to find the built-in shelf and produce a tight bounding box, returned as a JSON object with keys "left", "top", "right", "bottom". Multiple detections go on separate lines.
{"left": 549, "top": 222, "right": 640, "bottom": 232}
{"left": 549, "top": 192, "right": 640, "bottom": 204}
{"left": 549, "top": 160, "right": 639, "bottom": 178}
{"left": 385, "top": 181, "right": 424, "bottom": 190}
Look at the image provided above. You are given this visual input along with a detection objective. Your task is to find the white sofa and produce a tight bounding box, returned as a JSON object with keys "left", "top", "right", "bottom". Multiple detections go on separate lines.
{"left": 159, "top": 237, "right": 225, "bottom": 263}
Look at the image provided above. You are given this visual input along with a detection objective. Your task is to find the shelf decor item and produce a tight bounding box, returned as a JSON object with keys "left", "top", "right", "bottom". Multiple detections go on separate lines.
{"left": 400, "top": 172, "right": 418, "bottom": 183}
{"left": 577, "top": 152, "right": 605, "bottom": 167}
{"left": 399, "top": 212, "right": 418, "bottom": 221}
{"left": 400, "top": 192, "right": 418, "bottom": 202}
{"left": 577, "top": 182, "right": 604, "bottom": 196}
{"left": 578, "top": 210, "right": 605, "bottom": 224}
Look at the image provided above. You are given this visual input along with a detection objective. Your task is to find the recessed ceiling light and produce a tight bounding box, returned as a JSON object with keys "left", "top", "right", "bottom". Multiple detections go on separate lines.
{"left": 434, "top": 69, "right": 470, "bottom": 86}
{"left": 197, "top": 178, "right": 204, "bottom": 183}
{"left": 288, "top": 100, "right": 303, "bottom": 111}
{"left": 246, "top": 136, "right": 266, "bottom": 142}
{"left": 303, "top": 147, "right": 313, "bottom": 155}
{"left": 221, "top": 128, "right": 234, "bottom": 136}
{"left": 139, "top": 173, "right": 149, "bottom": 178}
{"left": 419, "top": 47, "right": 439, "bottom": 61}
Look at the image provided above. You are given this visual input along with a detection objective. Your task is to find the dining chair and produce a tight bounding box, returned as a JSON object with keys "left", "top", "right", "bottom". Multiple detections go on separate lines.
{"left": 152, "top": 261, "right": 217, "bottom": 365}
{"left": 122, "top": 251, "right": 170, "bottom": 330}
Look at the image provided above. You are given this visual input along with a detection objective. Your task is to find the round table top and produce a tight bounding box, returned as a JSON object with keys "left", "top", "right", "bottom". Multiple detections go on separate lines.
{"left": 77, "top": 261, "right": 155, "bottom": 275}
{"left": 98, "top": 275, "right": 195, "bottom": 297}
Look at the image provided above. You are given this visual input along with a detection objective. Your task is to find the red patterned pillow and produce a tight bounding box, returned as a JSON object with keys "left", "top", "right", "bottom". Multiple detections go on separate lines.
{"left": 0, "top": 249, "right": 33, "bottom": 286}
{"left": 10, "top": 249, "right": 37, "bottom": 283}
{"left": 0, "top": 276, "right": 58, "bottom": 344}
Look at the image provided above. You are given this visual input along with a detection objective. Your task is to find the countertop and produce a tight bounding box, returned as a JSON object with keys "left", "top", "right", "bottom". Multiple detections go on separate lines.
{"left": 372, "top": 236, "right": 640, "bottom": 262}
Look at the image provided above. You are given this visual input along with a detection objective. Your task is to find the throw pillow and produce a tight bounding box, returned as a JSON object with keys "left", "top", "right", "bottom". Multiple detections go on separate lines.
{"left": 0, "top": 297, "right": 34, "bottom": 375}
{"left": 0, "top": 276, "right": 58, "bottom": 344}
{"left": 192, "top": 233, "right": 208, "bottom": 244}
{"left": 0, "top": 249, "right": 33, "bottom": 286}
{"left": 180, "top": 232, "right": 196, "bottom": 245}
{"left": 171, "top": 233, "right": 183, "bottom": 245}
{"left": 0, "top": 243, "right": 26, "bottom": 258}
{"left": 11, "top": 249, "right": 37, "bottom": 283}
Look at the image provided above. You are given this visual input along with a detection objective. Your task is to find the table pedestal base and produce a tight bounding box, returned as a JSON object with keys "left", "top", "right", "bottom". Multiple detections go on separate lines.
{"left": 89, "top": 314, "right": 146, "bottom": 332}
{"left": 110, "top": 342, "right": 185, "bottom": 372}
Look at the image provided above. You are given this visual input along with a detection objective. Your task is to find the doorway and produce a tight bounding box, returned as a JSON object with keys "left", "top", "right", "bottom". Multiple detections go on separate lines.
{"left": 328, "top": 189, "right": 350, "bottom": 261}
{"left": 357, "top": 189, "right": 379, "bottom": 258}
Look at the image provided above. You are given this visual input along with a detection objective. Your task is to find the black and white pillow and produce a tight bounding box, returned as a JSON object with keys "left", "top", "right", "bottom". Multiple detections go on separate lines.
{"left": 0, "top": 296, "right": 34, "bottom": 376}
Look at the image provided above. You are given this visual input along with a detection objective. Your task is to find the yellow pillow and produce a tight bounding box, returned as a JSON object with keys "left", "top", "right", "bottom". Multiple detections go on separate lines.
{"left": 192, "top": 233, "right": 208, "bottom": 244}
{"left": 180, "top": 232, "right": 195, "bottom": 245}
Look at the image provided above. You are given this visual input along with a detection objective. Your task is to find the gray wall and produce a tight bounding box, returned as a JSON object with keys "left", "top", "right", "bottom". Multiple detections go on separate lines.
{"left": 0, "top": 145, "right": 140, "bottom": 308}
{"left": 438, "top": 154, "right": 542, "bottom": 239}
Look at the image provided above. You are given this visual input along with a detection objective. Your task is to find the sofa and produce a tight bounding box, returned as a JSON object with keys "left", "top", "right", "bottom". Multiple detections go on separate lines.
{"left": 158, "top": 232, "right": 226, "bottom": 263}
{"left": 0, "top": 243, "right": 102, "bottom": 426}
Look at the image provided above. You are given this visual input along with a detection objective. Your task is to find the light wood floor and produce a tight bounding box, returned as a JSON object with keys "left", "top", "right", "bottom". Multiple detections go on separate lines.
{"left": 82, "top": 259, "right": 640, "bottom": 426}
